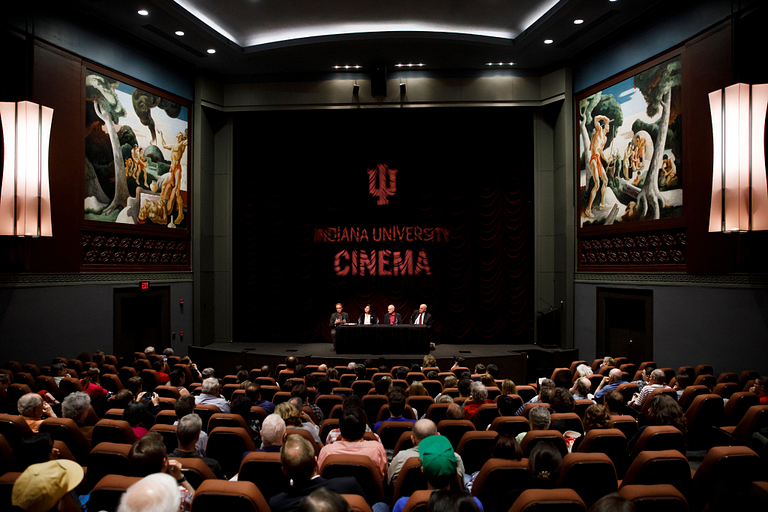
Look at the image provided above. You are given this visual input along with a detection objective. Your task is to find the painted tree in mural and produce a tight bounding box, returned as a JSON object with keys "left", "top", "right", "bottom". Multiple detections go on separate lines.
{"left": 579, "top": 93, "right": 601, "bottom": 168}
{"left": 85, "top": 73, "right": 129, "bottom": 215}
{"left": 634, "top": 59, "right": 681, "bottom": 220}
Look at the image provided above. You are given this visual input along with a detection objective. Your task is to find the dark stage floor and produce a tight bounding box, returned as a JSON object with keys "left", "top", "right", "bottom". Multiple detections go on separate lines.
{"left": 189, "top": 342, "right": 579, "bottom": 384}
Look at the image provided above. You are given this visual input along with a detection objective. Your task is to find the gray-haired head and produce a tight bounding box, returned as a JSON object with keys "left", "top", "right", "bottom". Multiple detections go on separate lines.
{"left": 62, "top": 392, "right": 91, "bottom": 420}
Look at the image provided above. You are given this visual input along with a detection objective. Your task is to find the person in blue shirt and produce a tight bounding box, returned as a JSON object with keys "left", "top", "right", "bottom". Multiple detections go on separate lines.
{"left": 374, "top": 390, "right": 415, "bottom": 433}
{"left": 594, "top": 368, "right": 623, "bottom": 400}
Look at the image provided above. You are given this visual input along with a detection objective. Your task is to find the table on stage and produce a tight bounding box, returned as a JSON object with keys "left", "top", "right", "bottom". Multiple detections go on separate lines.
{"left": 335, "top": 324, "right": 430, "bottom": 354}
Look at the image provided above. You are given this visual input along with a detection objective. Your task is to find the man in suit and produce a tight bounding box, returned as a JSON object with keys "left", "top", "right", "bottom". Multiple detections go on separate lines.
{"left": 329, "top": 302, "right": 348, "bottom": 350}
{"left": 384, "top": 304, "right": 402, "bottom": 325}
{"left": 268, "top": 434, "right": 371, "bottom": 512}
{"left": 410, "top": 303, "right": 433, "bottom": 326}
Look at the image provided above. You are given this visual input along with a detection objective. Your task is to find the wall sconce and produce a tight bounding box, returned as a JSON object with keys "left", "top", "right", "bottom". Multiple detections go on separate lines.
{"left": 708, "top": 83, "right": 768, "bottom": 232}
{"left": 0, "top": 101, "right": 53, "bottom": 237}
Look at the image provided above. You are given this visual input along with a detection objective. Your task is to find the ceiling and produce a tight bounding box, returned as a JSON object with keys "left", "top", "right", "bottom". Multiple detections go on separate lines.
{"left": 47, "top": 0, "right": 666, "bottom": 80}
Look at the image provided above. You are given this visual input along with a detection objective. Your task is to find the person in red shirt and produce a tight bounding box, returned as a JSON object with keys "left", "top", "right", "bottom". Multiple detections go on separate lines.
{"left": 750, "top": 376, "right": 768, "bottom": 405}
{"left": 153, "top": 360, "right": 170, "bottom": 385}
{"left": 462, "top": 382, "right": 493, "bottom": 423}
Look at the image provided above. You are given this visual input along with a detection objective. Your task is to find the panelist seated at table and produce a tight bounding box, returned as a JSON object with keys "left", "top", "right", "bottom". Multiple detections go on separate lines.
{"left": 358, "top": 304, "right": 379, "bottom": 325}
{"left": 410, "top": 304, "right": 433, "bottom": 327}
{"left": 330, "top": 302, "right": 349, "bottom": 350}
{"left": 383, "top": 304, "right": 402, "bottom": 325}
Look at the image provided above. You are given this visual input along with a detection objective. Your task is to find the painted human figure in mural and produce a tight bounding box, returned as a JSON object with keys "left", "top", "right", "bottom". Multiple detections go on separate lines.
{"left": 159, "top": 129, "right": 187, "bottom": 225}
{"left": 659, "top": 154, "right": 678, "bottom": 187}
{"left": 137, "top": 198, "right": 168, "bottom": 225}
{"left": 585, "top": 115, "right": 612, "bottom": 218}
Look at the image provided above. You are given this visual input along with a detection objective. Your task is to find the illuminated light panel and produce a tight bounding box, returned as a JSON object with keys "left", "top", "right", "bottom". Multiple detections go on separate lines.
{"left": 207, "top": 48, "right": 216, "bottom": 54}
{"left": 544, "top": 39, "right": 554, "bottom": 44}
{"left": 574, "top": 19, "right": 584, "bottom": 25}
{"left": 394, "top": 63, "right": 425, "bottom": 68}
{"left": 485, "top": 62, "right": 514, "bottom": 66}
{"left": 333, "top": 65, "right": 363, "bottom": 69}
{"left": 138, "top": 9, "right": 149, "bottom": 16}
{"left": 175, "top": 30, "right": 185, "bottom": 36}
{"left": 173, "top": 0, "right": 561, "bottom": 47}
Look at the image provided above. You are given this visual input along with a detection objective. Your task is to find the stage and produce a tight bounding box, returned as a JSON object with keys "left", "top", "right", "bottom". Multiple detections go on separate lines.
{"left": 189, "top": 342, "right": 579, "bottom": 385}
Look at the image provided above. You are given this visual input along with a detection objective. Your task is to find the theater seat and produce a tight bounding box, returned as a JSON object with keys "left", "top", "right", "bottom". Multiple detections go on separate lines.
{"left": 689, "top": 445, "right": 761, "bottom": 512}
{"left": 509, "top": 488, "right": 586, "bottom": 512}
{"left": 171, "top": 456, "right": 219, "bottom": 489}
{"left": 91, "top": 418, "right": 138, "bottom": 446}
{"left": 521, "top": 402, "right": 551, "bottom": 418}
{"left": 87, "top": 442, "right": 134, "bottom": 489}
{"left": 435, "top": 420, "right": 475, "bottom": 451}
{"left": 683, "top": 393, "right": 724, "bottom": 448}
{"left": 560, "top": 452, "right": 617, "bottom": 507}
{"left": 393, "top": 431, "right": 414, "bottom": 457}
{"left": 676, "top": 385, "right": 709, "bottom": 411}
{"left": 320, "top": 454, "right": 385, "bottom": 503}
{"left": 376, "top": 420, "right": 414, "bottom": 451}
{"left": 549, "top": 413, "right": 584, "bottom": 435}
{"left": 88, "top": 475, "right": 142, "bottom": 512}
{"left": 455, "top": 430, "right": 497, "bottom": 474}
{"left": 519, "top": 430, "right": 567, "bottom": 457}
{"left": 714, "top": 404, "right": 768, "bottom": 447}
{"left": 618, "top": 484, "right": 688, "bottom": 512}
{"left": 489, "top": 416, "right": 530, "bottom": 437}
{"left": 471, "top": 403, "right": 499, "bottom": 430}
{"left": 0, "top": 414, "right": 33, "bottom": 449}
{"left": 208, "top": 413, "right": 248, "bottom": 431}
{"left": 238, "top": 451, "right": 289, "bottom": 502}
{"left": 576, "top": 428, "right": 628, "bottom": 478}
{"left": 39, "top": 417, "right": 91, "bottom": 465}
{"left": 620, "top": 449, "right": 691, "bottom": 497}
{"left": 423, "top": 403, "right": 451, "bottom": 425}
{"left": 392, "top": 457, "right": 428, "bottom": 502}
{"left": 342, "top": 494, "right": 373, "bottom": 512}
{"left": 400, "top": 490, "right": 434, "bottom": 512}
{"left": 723, "top": 392, "right": 760, "bottom": 426}
{"left": 629, "top": 426, "right": 685, "bottom": 462}
{"left": 149, "top": 423, "right": 179, "bottom": 454}
{"left": 190, "top": 480, "right": 270, "bottom": 512}
{"left": 471, "top": 458, "right": 529, "bottom": 506}
{"left": 206, "top": 426, "right": 257, "bottom": 480}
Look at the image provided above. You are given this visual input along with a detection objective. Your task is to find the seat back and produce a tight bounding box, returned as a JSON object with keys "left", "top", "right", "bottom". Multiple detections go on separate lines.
{"left": 639, "top": 388, "right": 677, "bottom": 415}
{"left": 34, "top": 375, "right": 59, "bottom": 397}
{"left": 392, "top": 457, "right": 428, "bottom": 503}
{"left": 59, "top": 377, "right": 87, "bottom": 398}
{"left": 238, "top": 451, "right": 290, "bottom": 502}
{"left": 320, "top": 454, "right": 385, "bottom": 503}
{"left": 39, "top": 417, "right": 91, "bottom": 465}
{"left": 629, "top": 425, "right": 685, "bottom": 461}
{"left": 689, "top": 445, "right": 761, "bottom": 512}
{"left": 171, "top": 456, "right": 219, "bottom": 489}
{"left": 88, "top": 475, "right": 142, "bottom": 512}
{"left": 471, "top": 403, "right": 499, "bottom": 430}
{"left": 435, "top": 420, "right": 475, "bottom": 451}
{"left": 684, "top": 393, "right": 724, "bottom": 448}
{"left": 342, "top": 493, "right": 373, "bottom": 512}
{"left": 405, "top": 396, "right": 435, "bottom": 419}
{"left": 208, "top": 413, "right": 248, "bottom": 431}
{"left": 0, "top": 413, "right": 33, "bottom": 449}
{"left": 155, "top": 385, "right": 181, "bottom": 399}
{"left": 351, "top": 380, "right": 374, "bottom": 396}
{"left": 521, "top": 402, "right": 551, "bottom": 418}
{"left": 206, "top": 426, "right": 257, "bottom": 479}
{"left": 489, "top": 416, "right": 530, "bottom": 437}
{"left": 376, "top": 404, "right": 415, "bottom": 422}
{"left": 728, "top": 404, "right": 768, "bottom": 445}
{"left": 315, "top": 395, "right": 345, "bottom": 419}
{"left": 376, "top": 420, "right": 414, "bottom": 451}
{"left": 713, "top": 382, "right": 738, "bottom": 399}
{"left": 576, "top": 428, "right": 628, "bottom": 478}
{"left": 149, "top": 423, "right": 179, "bottom": 454}
{"left": 560, "top": 452, "right": 617, "bottom": 507}
{"left": 362, "top": 395, "right": 388, "bottom": 428}
{"left": 621, "top": 449, "right": 691, "bottom": 497}
{"left": 618, "top": 484, "right": 689, "bottom": 512}
{"left": 421, "top": 380, "right": 443, "bottom": 398}
{"left": 550, "top": 413, "right": 584, "bottom": 435}
{"left": 550, "top": 368, "right": 573, "bottom": 389}
{"left": 455, "top": 430, "right": 497, "bottom": 474}
{"left": 87, "top": 442, "right": 134, "bottom": 489}
{"left": 190, "top": 480, "right": 270, "bottom": 512}
{"left": 194, "top": 405, "right": 220, "bottom": 430}
{"left": 724, "top": 392, "right": 761, "bottom": 426}
{"left": 677, "top": 385, "right": 709, "bottom": 411}
{"left": 401, "top": 490, "right": 434, "bottom": 512}
{"left": 424, "top": 403, "right": 450, "bottom": 425}
{"left": 519, "top": 430, "right": 567, "bottom": 457}
{"left": 92, "top": 418, "right": 138, "bottom": 446}
{"left": 516, "top": 386, "right": 537, "bottom": 403}
{"left": 509, "top": 488, "right": 586, "bottom": 512}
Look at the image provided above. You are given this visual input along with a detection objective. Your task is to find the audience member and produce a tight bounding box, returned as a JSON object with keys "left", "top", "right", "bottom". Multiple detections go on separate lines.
{"left": 169, "top": 369, "right": 190, "bottom": 396}
{"left": 269, "top": 434, "right": 372, "bottom": 512}
{"left": 446, "top": 402, "right": 464, "bottom": 419}
{"left": 750, "top": 376, "right": 768, "bottom": 404}
{"left": 118, "top": 472, "right": 181, "bottom": 512}
{"left": 549, "top": 387, "right": 576, "bottom": 414}
{"left": 631, "top": 369, "right": 666, "bottom": 409}
{"left": 168, "top": 413, "right": 226, "bottom": 479}
{"left": 572, "top": 404, "right": 613, "bottom": 451}
{"left": 317, "top": 403, "right": 388, "bottom": 480}
{"left": 601, "top": 357, "right": 615, "bottom": 370}
{"left": 486, "top": 364, "right": 500, "bottom": 380}
{"left": 463, "top": 382, "right": 492, "bottom": 422}
{"left": 18, "top": 392, "right": 55, "bottom": 432}
{"left": 258, "top": 414, "right": 287, "bottom": 451}
{"left": 497, "top": 441, "right": 563, "bottom": 512}
{"left": 195, "top": 378, "right": 230, "bottom": 413}
{"left": 246, "top": 383, "right": 276, "bottom": 414}
{"left": 12, "top": 460, "right": 84, "bottom": 512}
{"left": 515, "top": 379, "right": 555, "bottom": 416}
{"left": 631, "top": 364, "right": 656, "bottom": 393}
{"left": 570, "top": 377, "right": 592, "bottom": 400}
{"left": 576, "top": 364, "right": 593, "bottom": 378}
{"left": 588, "top": 493, "right": 636, "bottom": 512}
{"left": 125, "top": 401, "right": 151, "bottom": 438}
{"left": 464, "top": 433, "right": 521, "bottom": 491}
{"left": 51, "top": 363, "right": 68, "bottom": 386}
{"left": 13, "top": 432, "right": 58, "bottom": 472}
{"left": 231, "top": 394, "right": 262, "bottom": 445}
{"left": 298, "top": 487, "right": 351, "bottom": 512}
{"left": 627, "top": 395, "right": 686, "bottom": 451}
{"left": 128, "top": 432, "right": 195, "bottom": 510}
{"left": 594, "top": 369, "right": 623, "bottom": 401}
{"left": 500, "top": 379, "right": 517, "bottom": 396}
{"left": 291, "top": 383, "right": 324, "bottom": 423}
{"left": 672, "top": 374, "right": 689, "bottom": 399}
{"left": 516, "top": 405, "right": 551, "bottom": 444}
{"left": 423, "top": 354, "right": 437, "bottom": 369}
{"left": 388, "top": 419, "right": 466, "bottom": 485}
{"left": 374, "top": 390, "right": 415, "bottom": 433}
{"left": 276, "top": 401, "right": 321, "bottom": 444}
{"left": 392, "top": 435, "right": 479, "bottom": 512}
{"left": 61, "top": 391, "right": 94, "bottom": 441}
{"left": 495, "top": 395, "right": 517, "bottom": 418}
{"left": 175, "top": 395, "right": 208, "bottom": 454}
{"left": 426, "top": 490, "right": 481, "bottom": 512}
{"left": 154, "top": 360, "right": 170, "bottom": 385}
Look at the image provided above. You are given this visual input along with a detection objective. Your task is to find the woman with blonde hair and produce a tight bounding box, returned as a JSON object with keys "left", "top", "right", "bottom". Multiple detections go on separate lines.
{"left": 500, "top": 379, "right": 517, "bottom": 396}
{"left": 275, "top": 401, "right": 321, "bottom": 443}
{"left": 422, "top": 354, "right": 437, "bottom": 369}
{"left": 572, "top": 404, "right": 613, "bottom": 451}
{"left": 408, "top": 381, "right": 429, "bottom": 397}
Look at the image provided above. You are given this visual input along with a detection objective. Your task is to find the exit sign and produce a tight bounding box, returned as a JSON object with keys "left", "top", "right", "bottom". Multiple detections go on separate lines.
{"left": 140, "top": 281, "right": 150, "bottom": 290}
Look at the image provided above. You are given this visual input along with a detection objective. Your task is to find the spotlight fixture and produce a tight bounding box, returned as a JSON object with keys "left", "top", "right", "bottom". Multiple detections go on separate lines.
{"left": 175, "top": 31, "right": 185, "bottom": 36}
{"left": 138, "top": 9, "right": 149, "bottom": 16}
{"left": 574, "top": 19, "right": 584, "bottom": 25}
{"left": 544, "top": 39, "right": 554, "bottom": 44}
{"left": 353, "top": 83, "right": 360, "bottom": 95}
{"left": 207, "top": 48, "right": 216, "bottom": 54}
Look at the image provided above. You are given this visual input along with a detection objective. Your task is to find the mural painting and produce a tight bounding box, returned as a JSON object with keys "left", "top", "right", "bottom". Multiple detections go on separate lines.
{"left": 85, "top": 70, "right": 189, "bottom": 229}
{"left": 578, "top": 56, "right": 682, "bottom": 228}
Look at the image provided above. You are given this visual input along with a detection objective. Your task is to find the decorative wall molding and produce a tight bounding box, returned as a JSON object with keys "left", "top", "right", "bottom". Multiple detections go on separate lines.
{"left": 575, "top": 272, "right": 768, "bottom": 288}
{"left": 82, "top": 232, "right": 190, "bottom": 268}
{"left": 579, "top": 230, "right": 685, "bottom": 266}
{"left": 0, "top": 272, "right": 193, "bottom": 288}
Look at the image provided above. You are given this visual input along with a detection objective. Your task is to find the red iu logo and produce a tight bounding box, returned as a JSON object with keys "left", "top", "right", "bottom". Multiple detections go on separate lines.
{"left": 367, "top": 163, "right": 397, "bottom": 205}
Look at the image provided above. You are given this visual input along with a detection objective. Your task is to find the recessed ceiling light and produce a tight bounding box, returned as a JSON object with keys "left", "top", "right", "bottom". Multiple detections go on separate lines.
{"left": 333, "top": 65, "right": 362, "bottom": 70}
{"left": 394, "top": 63, "right": 425, "bottom": 68}
{"left": 574, "top": 19, "right": 584, "bottom": 25}
{"left": 544, "top": 39, "right": 554, "bottom": 44}
{"left": 175, "top": 31, "right": 185, "bottom": 36}
{"left": 137, "top": 9, "right": 149, "bottom": 16}
{"left": 485, "top": 62, "right": 515, "bottom": 66}
{"left": 207, "top": 48, "right": 216, "bottom": 54}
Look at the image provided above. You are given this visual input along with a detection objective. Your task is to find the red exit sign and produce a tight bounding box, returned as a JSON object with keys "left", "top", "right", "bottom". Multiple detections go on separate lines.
{"left": 140, "top": 281, "right": 150, "bottom": 290}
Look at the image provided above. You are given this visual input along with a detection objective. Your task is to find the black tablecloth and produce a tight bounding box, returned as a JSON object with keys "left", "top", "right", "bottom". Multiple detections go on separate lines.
{"left": 336, "top": 324, "right": 430, "bottom": 354}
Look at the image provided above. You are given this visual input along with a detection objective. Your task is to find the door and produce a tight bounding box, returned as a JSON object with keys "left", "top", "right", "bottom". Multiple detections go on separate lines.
{"left": 114, "top": 286, "right": 171, "bottom": 361}
{"left": 596, "top": 288, "right": 652, "bottom": 365}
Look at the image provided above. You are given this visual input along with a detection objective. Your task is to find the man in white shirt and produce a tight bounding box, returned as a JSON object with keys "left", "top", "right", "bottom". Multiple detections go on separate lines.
{"left": 194, "top": 378, "right": 230, "bottom": 413}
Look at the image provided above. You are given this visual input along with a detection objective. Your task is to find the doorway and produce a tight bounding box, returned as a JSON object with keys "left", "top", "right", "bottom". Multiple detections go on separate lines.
{"left": 114, "top": 286, "right": 170, "bottom": 361}
{"left": 596, "top": 288, "right": 653, "bottom": 364}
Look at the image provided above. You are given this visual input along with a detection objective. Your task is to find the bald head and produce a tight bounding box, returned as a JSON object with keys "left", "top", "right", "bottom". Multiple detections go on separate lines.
{"left": 609, "top": 368, "right": 622, "bottom": 382}
{"left": 412, "top": 419, "right": 437, "bottom": 444}
{"left": 118, "top": 473, "right": 180, "bottom": 512}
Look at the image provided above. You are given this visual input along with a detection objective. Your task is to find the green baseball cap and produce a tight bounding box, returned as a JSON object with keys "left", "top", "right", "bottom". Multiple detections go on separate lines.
{"left": 418, "top": 435, "right": 457, "bottom": 479}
